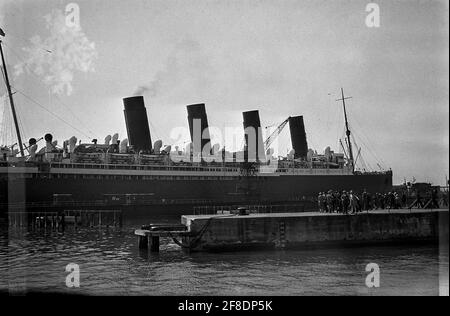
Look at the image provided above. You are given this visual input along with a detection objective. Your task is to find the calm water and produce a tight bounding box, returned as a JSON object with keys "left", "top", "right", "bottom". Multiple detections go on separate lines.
{"left": 0, "top": 224, "right": 448, "bottom": 296}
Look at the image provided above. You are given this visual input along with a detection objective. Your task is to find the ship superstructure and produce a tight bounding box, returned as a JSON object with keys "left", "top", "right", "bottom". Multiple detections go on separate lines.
{"left": 0, "top": 28, "right": 392, "bottom": 214}
{"left": 0, "top": 94, "right": 392, "bottom": 213}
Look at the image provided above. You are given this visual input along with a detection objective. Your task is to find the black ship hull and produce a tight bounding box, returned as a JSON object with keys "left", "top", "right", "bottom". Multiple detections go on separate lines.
{"left": 1, "top": 171, "right": 392, "bottom": 219}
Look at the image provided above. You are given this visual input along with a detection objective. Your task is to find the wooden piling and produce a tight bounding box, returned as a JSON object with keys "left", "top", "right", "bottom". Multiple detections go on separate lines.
{"left": 149, "top": 236, "right": 160, "bottom": 253}
{"left": 138, "top": 235, "right": 148, "bottom": 249}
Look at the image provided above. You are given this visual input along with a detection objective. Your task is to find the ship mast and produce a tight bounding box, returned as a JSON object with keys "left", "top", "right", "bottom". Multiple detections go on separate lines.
{"left": 0, "top": 28, "right": 24, "bottom": 157}
{"left": 336, "top": 87, "right": 354, "bottom": 172}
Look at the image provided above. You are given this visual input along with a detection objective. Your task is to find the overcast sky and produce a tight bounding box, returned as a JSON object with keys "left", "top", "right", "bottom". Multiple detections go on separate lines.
{"left": 0, "top": 0, "right": 448, "bottom": 185}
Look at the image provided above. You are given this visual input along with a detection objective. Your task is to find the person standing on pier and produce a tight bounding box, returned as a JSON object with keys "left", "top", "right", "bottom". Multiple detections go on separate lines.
{"left": 367, "top": 192, "right": 373, "bottom": 210}
{"left": 356, "top": 192, "right": 362, "bottom": 213}
{"left": 401, "top": 192, "right": 407, "bottom": 208}
{"left": 318, "top": 192, "right": 325, "bottom": 212}
{"left": 373, "top": 193, "right": 381, "bottom": 210}
{"left": 362, "top": 190, "right": 368, "bottom": 211}
{"left": 322, "top": 193, "right": 328, "bottom": 213}
{"left": 394, "top": 192, "right": 401, "bottom": 209}
{"left": 333, "top": 191, "right": 340, "bottom": 213}
{"left": 341, "top": 191, "right": 349, "bottom": 214}
{"left": 326, "top": 191, "right": 333, "bottom": 213}
{"left": 379, "top": 193, "right": 386, "bottom": 209}
{"left": 385, "top": 192, "right": 392, "bottom": 209}
{"left": 349, "top": 191, "right": 359, "bottom": 214}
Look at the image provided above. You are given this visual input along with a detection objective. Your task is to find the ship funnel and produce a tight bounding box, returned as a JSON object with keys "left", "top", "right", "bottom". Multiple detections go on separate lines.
{"left": 123, "top": 96, "right": 152, "bottom": 152}
{"left": 288, "top": 116, "right": 308, "bottom": 159}
{"left": 242, "top": 110, "right": 265, "bottom": 162}
{"left": 187, "top": 103, "right": 211, "bottom": 157}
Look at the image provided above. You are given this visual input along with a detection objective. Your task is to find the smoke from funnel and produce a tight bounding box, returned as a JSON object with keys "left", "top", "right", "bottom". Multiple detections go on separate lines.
{"left": 132, "top": 39, "right": 212, "bottom": 99}
{"left": 14, "top": 9, "right": 97, "bottom": 96}
{"left": 133, "top": 85, "right": 155, "bottom": 97}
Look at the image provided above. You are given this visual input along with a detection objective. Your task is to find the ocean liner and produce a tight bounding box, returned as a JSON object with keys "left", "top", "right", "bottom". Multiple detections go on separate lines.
{"left": 0, "top": 30, "right": 392, "bottom": 216}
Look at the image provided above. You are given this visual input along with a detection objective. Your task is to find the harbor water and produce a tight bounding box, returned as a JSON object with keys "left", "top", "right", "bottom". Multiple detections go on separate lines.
{"left": 0, "top": 222, "right": 448, "bottom": 296}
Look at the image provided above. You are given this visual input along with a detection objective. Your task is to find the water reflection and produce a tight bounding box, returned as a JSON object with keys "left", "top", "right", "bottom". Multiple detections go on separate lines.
{"left": 0, "top": 224, "right": 447, "bottom": 295}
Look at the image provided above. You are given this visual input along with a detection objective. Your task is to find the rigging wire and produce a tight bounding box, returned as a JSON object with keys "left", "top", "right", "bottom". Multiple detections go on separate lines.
{"left": 349, "top": 112, "right": 388, "bottom": 168}
{"left": 14, "top": 99, "right": 30, "bottom": 147}
{"left": 15, "top": 103, "right": 26, "bottom": 142}
{"left": 0, "top": 62, "right": 7, "bottom": 86}
{"left": 359, "top": 155, "right": 369, "bottom": 171}
{"left": 1, "top": 49, "right": 26, "bottom": 148}
{"left": 350, "top": 120, "right": 387, "bottom": 170}
{"left": 1, "top": 40, "right": 96, "bottom": 138}
{"left": 2, "top": 99, "right": 14, "bottom": 147}
{"left": 0, "top": 97, "right": 9, "bottom": 145}
{"left": 351, "top": 133, "right": 370, "bottom": 171}
{"left": 1, "top": 98, "right": 5, "bottom": 145}
{"left": 2, "top": 30, "right": 52, "bottom": 55}
{"left": 335, "top": 94, "right": 385, "bottom": 171}
{"left": 334, "top": 96, "right": 344, "bottom": 151}
{"left": 302, "top": 119, "right": 322, "bottom": 153}
{"left": 13, "top": 88, "right": 93, "bottom": 139}
{"left": 336, "top": 92, "right": 387, "bottom": 170}
{"left": 148, "top": 120, "right": 161, "bottom": 144}
{"left": 352, "top": 127, "right": 381, "bottom": 171}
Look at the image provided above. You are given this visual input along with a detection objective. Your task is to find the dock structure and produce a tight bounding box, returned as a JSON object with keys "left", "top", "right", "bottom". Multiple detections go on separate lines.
{"left": 135, "top": 224, "right": 192, "bottom": 252}
{"left": 8, "top": 209, "right": 123, "bottom": 229}
{"left": 135, "top": 229, "right": 192, "bottom": 252}
{"left": 135, "top": 209, "right": 449, "bottom": 253}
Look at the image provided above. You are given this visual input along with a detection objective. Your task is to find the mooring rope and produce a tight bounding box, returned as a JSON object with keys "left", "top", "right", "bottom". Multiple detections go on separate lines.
{"left": 169, "top": 214, "right": 236, "bottom": 249}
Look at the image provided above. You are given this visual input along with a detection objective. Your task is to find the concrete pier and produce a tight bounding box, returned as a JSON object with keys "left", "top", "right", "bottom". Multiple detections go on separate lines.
{"left": 179, "top": 209, "right": 448, "bottom": 252}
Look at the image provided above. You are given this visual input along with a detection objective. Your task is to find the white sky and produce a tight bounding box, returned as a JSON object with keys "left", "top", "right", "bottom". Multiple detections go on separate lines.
{"left": 0, "top": 0, "right": 449, "bottom": 185}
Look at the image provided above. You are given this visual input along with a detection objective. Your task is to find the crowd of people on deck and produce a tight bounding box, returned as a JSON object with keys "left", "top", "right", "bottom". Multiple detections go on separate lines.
{"left": 317, "top": 189, "right": 441, "bottom": 214}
